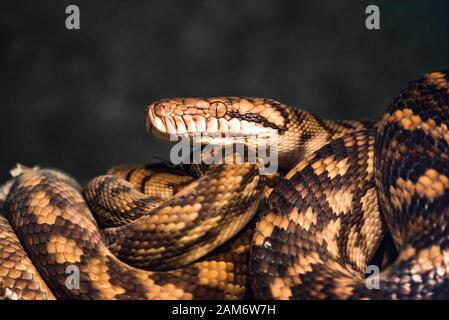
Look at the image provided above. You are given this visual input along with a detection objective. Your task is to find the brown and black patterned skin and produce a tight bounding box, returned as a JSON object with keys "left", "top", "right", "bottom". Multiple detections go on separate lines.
{"left": 148, "top": 96, "right": 376, "bottom": 168}
{"left": 250, "top": 129, "right": 383, "bottom": 299}
{"left": 1, "top": 166, "right": 256, "bottom": 299}
{"left": 0, "top": 213, "right": 55, "bottom": 300}
{"left": 1, "top": 70, "right": 449, "bottom": 299}
{"left": 88, "top": 163, "right": 265, "bottom": 271}
{"left": 83, "top": 164, "right": 194, "bottom": 228}
{"left": 251, "top": 70, "right": 449, "bottom": 299}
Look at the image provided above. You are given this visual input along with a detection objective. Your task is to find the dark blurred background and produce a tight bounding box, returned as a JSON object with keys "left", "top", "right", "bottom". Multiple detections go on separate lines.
{"left": 1, "top": 0, "right": 449, "bottom": 183}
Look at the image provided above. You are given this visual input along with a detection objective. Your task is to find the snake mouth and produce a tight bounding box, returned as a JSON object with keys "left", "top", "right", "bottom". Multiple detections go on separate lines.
{"left": 146, "top": 99, "right": 278, "bottom": 145}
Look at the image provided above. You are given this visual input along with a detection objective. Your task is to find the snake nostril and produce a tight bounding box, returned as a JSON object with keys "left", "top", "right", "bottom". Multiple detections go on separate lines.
{"left": 154, "top": 103, "right": 169, "bottom": 117}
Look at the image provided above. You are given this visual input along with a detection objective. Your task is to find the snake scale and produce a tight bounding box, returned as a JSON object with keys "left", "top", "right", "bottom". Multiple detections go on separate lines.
{"left": 1, "top": 70, "right": 449, "bottom": 299}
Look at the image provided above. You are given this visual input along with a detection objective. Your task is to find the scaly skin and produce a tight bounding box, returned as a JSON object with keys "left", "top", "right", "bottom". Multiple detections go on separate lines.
{"left": 1, "top": 70, "right": 449, "bottom": 299}
{"left": 251, "top": 71, "right": 449, "bottom": 299}
{"left": 2, "top": 166, "right": 256, "bottom": 299}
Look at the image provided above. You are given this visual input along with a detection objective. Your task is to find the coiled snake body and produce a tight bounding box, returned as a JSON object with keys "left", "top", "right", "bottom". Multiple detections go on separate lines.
{"left": 1, "top": 70, "right": 449, "bottom": 299}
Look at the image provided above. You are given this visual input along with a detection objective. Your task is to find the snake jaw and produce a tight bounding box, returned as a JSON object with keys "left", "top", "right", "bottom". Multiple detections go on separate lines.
{"left": 146, "top": 98, "right": 279, "bottom": 147}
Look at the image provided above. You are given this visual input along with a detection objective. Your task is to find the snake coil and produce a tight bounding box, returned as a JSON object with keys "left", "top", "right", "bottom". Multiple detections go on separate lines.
{"left": 1, "top": 70, "right": 449, "bottom": 299}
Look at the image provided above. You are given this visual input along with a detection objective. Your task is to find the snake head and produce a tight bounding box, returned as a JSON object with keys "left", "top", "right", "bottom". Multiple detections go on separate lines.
{"left": 146, "top": 97, "right": 287, "bottom": 146}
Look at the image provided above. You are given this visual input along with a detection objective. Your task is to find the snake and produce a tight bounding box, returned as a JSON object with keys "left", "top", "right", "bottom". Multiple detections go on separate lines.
{"left": 1, "top": 70, "right": 449, "bottom": 299}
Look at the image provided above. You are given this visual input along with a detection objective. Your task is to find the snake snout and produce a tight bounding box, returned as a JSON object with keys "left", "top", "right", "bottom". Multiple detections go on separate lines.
{"left": 146, "top": 97, "right": 282, "bottom": 148}
{"left": 145, "top": 101, "right": 169, "bottom": 136}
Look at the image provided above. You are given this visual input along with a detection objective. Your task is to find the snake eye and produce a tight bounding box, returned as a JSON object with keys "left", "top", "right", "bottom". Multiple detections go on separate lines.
{"left": 209, "top": 101, "right": 227, "bottom": 118}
